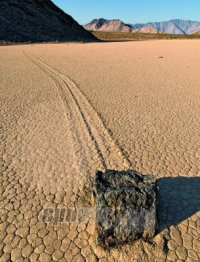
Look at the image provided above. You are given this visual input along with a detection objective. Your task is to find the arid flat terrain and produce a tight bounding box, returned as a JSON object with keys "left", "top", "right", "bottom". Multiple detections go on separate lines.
{"left": 92, "top": 31, "right": 200, "bottom": 41}
{"left": 1, "top": 40, "right": 200, "bottom": 262}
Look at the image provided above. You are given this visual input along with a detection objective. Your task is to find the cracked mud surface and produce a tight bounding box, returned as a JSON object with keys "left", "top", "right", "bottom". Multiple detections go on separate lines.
{"left": 0, "top": 40, "right": 200, "bottom": 261}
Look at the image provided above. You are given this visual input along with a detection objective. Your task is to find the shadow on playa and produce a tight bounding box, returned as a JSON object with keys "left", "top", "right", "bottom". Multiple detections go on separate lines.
{"left": 157, "top": 176, "right": 200, "bottom": 232}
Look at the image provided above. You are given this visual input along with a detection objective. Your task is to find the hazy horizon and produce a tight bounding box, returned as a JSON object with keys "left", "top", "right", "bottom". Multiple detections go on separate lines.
{"left": 53, "top": 0, "right": 200, "bottom": 25}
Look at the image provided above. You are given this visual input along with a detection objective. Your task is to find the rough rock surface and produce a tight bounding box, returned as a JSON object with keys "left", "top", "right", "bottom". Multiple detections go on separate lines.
{"left": 0, "top": 0, "right": 97, "bottom": 42}
{"left": 94, "top": 170, "right": 158, "bottom": 248}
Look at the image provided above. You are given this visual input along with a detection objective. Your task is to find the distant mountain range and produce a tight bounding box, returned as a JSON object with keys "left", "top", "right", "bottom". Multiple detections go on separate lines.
{"left": 0, "top": 0, "right": 96, "bottom": 43}
{"left": 84, "top": 18, "right": 159, "bottom": 34}
{"left": 84, "top": 18, "right": 200, "bottom": 35}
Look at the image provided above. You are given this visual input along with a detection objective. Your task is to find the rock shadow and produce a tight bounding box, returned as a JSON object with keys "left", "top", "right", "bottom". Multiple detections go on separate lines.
{"left": 156, "top": 176, "right": 200, "bottom": 233}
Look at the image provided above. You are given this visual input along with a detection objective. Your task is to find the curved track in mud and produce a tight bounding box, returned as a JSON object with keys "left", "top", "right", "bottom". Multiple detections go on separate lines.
{"left": 24, "top": 52, "right": 131, "bottom": 172}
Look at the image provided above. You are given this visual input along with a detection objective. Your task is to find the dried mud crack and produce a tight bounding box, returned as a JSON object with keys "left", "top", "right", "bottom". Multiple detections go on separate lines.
{"left": 1, "top": 42, "right": 200, "bottom": 262}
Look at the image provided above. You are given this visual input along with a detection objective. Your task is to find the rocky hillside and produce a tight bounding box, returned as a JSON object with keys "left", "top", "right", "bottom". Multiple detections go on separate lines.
{"left": 132, "top": 19, "right": 200, "bottom": 35}
{"left": 0, "top": 0, "right": 97, "bottom": 42}
{"left": 84, "top": 19, "right": 133, "bottom": 33}
{"left": 136, "top": 27, "right": 159, "bottom": 34}
{"left": 190, "top": 31, "right": 200, "bottom": 35}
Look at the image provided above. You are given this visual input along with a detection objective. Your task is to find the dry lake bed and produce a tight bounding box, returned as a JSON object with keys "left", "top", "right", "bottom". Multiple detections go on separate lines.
{"left": 1, "top": 40, "right": 200, "bottom": 261}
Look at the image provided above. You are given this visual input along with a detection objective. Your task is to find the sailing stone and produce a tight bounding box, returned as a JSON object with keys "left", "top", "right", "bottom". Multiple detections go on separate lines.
{"left": 94, "top": 170, "right": 158, "bottom": 248}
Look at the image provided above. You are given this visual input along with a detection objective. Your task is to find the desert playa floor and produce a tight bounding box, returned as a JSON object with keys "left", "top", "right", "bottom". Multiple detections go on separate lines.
{"left": 0, "top": 40, "right": 200, "bottom": 262}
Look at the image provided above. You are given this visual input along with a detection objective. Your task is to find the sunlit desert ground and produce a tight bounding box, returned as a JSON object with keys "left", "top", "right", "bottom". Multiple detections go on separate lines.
{"left": 1, "top": 40, "right": 200, "bottom": 262}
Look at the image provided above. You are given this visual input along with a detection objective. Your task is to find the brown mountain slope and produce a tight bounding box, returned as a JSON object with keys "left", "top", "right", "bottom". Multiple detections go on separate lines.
{"left": 84, "top": 19, "right": 133, "bottom": 33}
{"left": 137, "top": 26, "right": 160, "bottom": 34}
{"left": 0, "top": 0, "right": 97, "bottom": 42}
{"left": 191, "top": 31, "right": 200, "bottom": 35}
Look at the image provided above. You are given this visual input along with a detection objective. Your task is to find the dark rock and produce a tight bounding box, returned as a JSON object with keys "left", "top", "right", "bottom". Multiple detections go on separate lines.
{"left": 0, "top": 0, "right": 97, "bottom": 43}
{"left": 94, "top": 170, "right": 158, "bottom": 248}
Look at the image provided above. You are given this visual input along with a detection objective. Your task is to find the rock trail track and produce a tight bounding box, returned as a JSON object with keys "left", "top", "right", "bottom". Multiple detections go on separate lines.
{"left": 24, "top": 52, "right": 131, "bottom": 173}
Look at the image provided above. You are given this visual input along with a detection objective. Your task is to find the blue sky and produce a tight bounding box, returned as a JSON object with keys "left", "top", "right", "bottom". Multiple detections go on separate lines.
{"left": 53, "top": 0, "right": 200, "bottom": 25}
